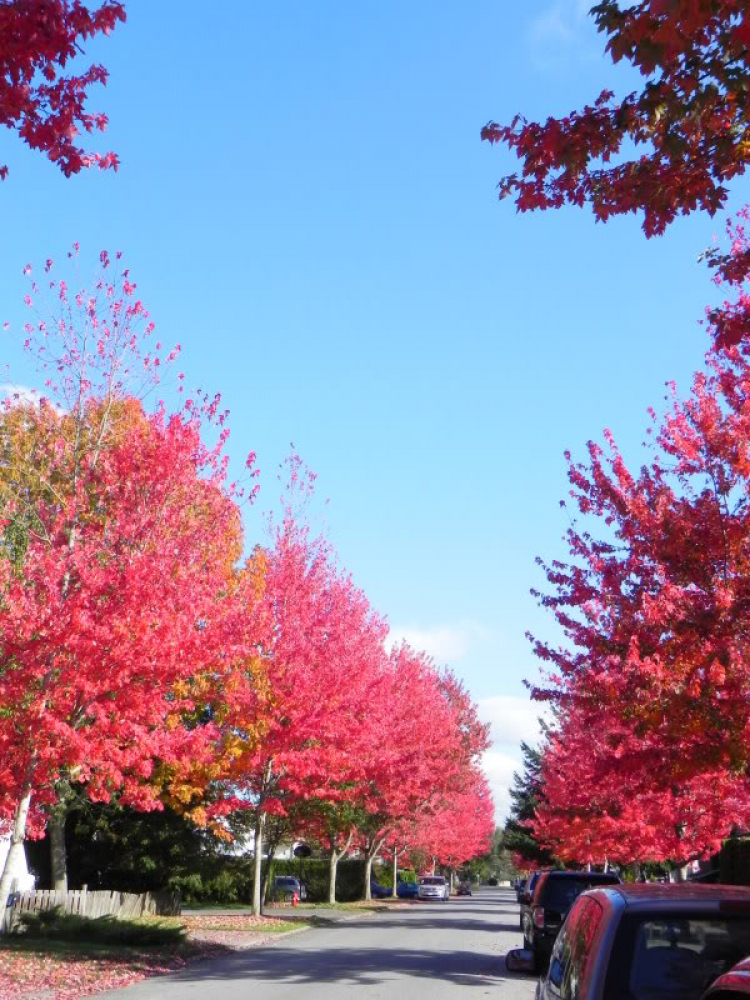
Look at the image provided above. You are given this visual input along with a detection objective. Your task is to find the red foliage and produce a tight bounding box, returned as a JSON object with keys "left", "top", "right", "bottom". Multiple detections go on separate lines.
{"left": 406, "top": 766, "right": 495, "bottom": 868}
{"left": 529, "top": 335, "right": 750, "bottom": 860}
{"left": 0, "top": 1, "right": 125, "bottom": 180}
{"left": 0, "top": 251, "right": 259, "bottom": 856}
{"left": 482, "top": 3, "right": 750, "bottom": 236}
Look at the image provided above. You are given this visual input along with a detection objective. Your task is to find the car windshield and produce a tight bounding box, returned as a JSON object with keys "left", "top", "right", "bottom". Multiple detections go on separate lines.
{"left": 604, "top": 913, "right": 750, "bottom": 1000}
{"left": 420, "top": 877, "right": 445, "bottom": 885}
{"left": 542, "top": 877, "right": 618, "bottom": 913}
{"left": 276, "top": 877, "right": 296, "bottom": 885}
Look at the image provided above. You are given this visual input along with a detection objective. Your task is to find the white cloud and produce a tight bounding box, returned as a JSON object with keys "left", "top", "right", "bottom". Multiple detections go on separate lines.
{"left": 387, "top": 620, "right": 490, "bottom": 664}
{"left": 528, "top": 0, "right": 595, "bottom": 69}
{"left": 477, "top": 695, "right": 553, "bottom": 822}
{"left": 0, "top": 383, "right": 59, "bottom": 411}
{"left": 478, "top": 694, "right": 550, "bottom": 749}
{"left": 481, "top": 748, "right": 522, "bottom": 823}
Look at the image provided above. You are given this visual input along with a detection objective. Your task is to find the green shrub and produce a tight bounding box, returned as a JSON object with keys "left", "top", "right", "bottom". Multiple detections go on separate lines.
{"left": 17, "top": 911, "right": 186, "bottom": 947}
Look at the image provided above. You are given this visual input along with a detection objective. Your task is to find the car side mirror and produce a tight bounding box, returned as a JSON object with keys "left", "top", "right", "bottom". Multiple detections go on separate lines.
{"left": 505, "top": 948, "right": 537, "bottom": 974}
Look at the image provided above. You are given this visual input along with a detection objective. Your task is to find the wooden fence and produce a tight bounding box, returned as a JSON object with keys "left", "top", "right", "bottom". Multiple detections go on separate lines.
{"left": 3, "top": 887, "right": 181, "bottom": 931}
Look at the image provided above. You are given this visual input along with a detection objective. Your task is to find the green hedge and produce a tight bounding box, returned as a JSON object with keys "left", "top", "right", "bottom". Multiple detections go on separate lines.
{"left": 169, "top": 857, "right": 406, "bottom": 905}
{"left": 269, "top": 860, "right": 416, "bottom": 902}
{"left": 167, "top": 856, "right": 257, "bottom": 904}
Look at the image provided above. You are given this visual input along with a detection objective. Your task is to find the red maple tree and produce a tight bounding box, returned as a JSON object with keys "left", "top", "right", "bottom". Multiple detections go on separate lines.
{"left": 529, "top": 335, "right": 750, "bottom": 861}
{"left": 0, "top": 251, "right": 260, "bottom": 912}
{"left": 219, "top": 481, "right": 389, "bottom": 915}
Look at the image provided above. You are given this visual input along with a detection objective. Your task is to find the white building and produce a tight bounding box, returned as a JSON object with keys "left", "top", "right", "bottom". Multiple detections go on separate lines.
{"left": 0, "top": 836, "right": 35, "bottom": 892}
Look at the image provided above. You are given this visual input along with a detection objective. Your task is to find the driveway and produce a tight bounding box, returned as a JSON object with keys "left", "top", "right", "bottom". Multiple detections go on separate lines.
{"left": 101, "top": 888, "right": 537, "bottom": 999}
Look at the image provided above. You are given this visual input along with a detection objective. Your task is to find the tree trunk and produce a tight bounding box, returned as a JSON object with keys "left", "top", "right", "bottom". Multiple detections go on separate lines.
{"left": 252, "top": 812, "right": 265, "bottom": 917}
{"left": 49, "top": 808, "right": 68, "bottom": 893}
{"left": 391, "top": 848, "right": 398, "bottom": 899}
{"left": 363, "top": 834, "right": 387, "bottom": 901}
{"left": 364, "top": 854, "right": 373, "bottom": 901}
{"left": 328, "top": 853, "right": 339, "bottom": 905}
{"left": 327, "top": 830, "right": 352, "bottom": 905}
{"left": 262, "top": 840, "right": 278, "bottom": 905}
{"left": 0, "top": 786, "right": 33, "bottom": 923}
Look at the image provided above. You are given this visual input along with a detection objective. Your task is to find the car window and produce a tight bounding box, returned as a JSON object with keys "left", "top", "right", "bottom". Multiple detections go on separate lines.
{"left": 420, "top": 877, "right": 446, "bottom": 885}
{"left": 542, "top": 877, "right": 617, "bottom": 914}
{"left": 547, "top": 897, "right": 603, "bottom": 1000}
{"left": 604, "top": 915, "right": 750, "bottom": 1000}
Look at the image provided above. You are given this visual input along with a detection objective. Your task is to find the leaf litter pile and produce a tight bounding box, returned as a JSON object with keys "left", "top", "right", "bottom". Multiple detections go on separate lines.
{"left": 0, "top": 915, "right": 297, "bottom": 999}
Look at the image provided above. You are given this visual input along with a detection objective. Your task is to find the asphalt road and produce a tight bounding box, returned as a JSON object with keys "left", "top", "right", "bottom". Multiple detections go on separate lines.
{"left": 102, "top": 888, "right": 538, "bottom": 999}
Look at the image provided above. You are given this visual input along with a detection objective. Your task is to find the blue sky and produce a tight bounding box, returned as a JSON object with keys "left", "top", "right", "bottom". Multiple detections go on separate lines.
{"left": 2, "top": 1, "right": 748, "bottom": 818}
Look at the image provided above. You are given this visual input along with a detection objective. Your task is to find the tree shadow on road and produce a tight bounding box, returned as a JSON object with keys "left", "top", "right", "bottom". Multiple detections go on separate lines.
{"left": 148, "top": 943, "right": 536, "bottom": 990}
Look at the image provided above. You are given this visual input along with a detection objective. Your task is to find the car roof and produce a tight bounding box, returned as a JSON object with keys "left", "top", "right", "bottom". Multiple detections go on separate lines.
{"left": 541, "top": 870, "right": 619, "bottom": 881}
{"left": 585, "top": 883, "right": 750, "bottom": 911}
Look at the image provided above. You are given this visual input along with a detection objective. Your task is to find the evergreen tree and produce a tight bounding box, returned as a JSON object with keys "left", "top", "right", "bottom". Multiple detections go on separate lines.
{"left": 504, "top": 742, "right": 555, "bottom": 868}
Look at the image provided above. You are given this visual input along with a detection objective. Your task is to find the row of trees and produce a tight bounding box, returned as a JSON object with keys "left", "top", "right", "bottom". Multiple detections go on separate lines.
{"left": 485, "top": 3, "right": 750, "bottom": 868}
{"left": 0, "top": 251, "right": 494, "bottom": 917}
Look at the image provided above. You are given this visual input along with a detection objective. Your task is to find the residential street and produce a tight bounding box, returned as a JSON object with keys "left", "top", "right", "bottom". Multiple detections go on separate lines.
{"left": 102, "top": 889, "right": 537, "bottom": 999}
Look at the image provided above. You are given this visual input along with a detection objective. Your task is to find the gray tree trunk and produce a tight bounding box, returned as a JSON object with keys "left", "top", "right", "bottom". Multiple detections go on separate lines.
{"left": 327, "top": 830, "right": 352, "bottom": 905}
{"left": 252, "top": 813, "right": 264, "bottom": 917}
{"left": 391, "top": 848, "right": 398, "bottom": 899}
{"left": 364, "top": 854, "right": 373, "bottom": 901}
{"left": 363, "top": 834, "right": 387, "bottom": 901}
{"left": 49, "top": 809, "right": 68, "bottom": 893}
{"left": 328, "top": 853, "right": 339, "bottom": 905}
{"left": 0, "top": 786, "right": 33, "bottom": 923}
{"left": 262, "top": 841, "right": 278, "bottom": 905}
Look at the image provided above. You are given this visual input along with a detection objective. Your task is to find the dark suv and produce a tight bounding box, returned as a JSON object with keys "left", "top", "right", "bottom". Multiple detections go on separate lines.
{"left": 520, "top": 870, "right": 546, "bottom": 930}
{"left": 522, "top": 869, "right": 621, "bottom": 969}
{"left": 527, "top": 883, "right": 750, "bottom": 1000}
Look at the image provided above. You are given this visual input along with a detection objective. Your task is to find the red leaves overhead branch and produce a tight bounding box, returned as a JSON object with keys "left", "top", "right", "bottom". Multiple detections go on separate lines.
{"left": 482, "top": 2, "right": 750, "bottom": 238}
{"left": 0, "top": 1, "right": 125, "bottom": 179}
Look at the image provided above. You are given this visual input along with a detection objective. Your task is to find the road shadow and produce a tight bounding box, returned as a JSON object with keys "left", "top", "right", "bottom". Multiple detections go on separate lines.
{"left": 137, "top": 943, "right": 536, "bottom": 990}
{"left": 322, "top": 915, "right": 524, "bottom": 934}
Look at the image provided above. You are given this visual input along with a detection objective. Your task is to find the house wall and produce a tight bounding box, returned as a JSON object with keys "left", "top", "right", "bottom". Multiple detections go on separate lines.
{"left": 0, "top": 835, "right": 35, "bottom": 892}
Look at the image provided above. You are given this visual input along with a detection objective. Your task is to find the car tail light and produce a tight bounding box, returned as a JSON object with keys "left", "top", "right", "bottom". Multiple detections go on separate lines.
{"left": 532, "top": 906, "right": 545, "bottom": 929}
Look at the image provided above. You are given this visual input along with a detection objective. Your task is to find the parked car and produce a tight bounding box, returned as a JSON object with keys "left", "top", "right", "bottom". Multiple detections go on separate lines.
{"left": 516, "top": 877, "right": 528, "bottom": 903}
{"left": 370, "top": 879, "right": 390, "bottom": 898}
{"left": 457, "top": 881, "right": 472, "bottom": 896}
{"left": 506, "top": 882, "right": 750, "bottom": 1000}
{"left": 519, "top": 869, "right": 546, "bottom": 930}
{"left": 418, "top": 875, "right": 450, "bottom": 901}
{"left": 521, "top": 870, "right": 621, "bottom": 969}
{"left": 273, "top": 875, "right": 307, "bottom": 901}
{"left": 397, "top": 880, "right": 419, "bottom": 899}
{"left": 703, "top": 955, "right": 750, "bottom": 998}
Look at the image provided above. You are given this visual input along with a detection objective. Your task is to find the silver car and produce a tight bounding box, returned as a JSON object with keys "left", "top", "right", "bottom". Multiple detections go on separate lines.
{"left": 418, "top": 876, "right": 450, "bottom": 901}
